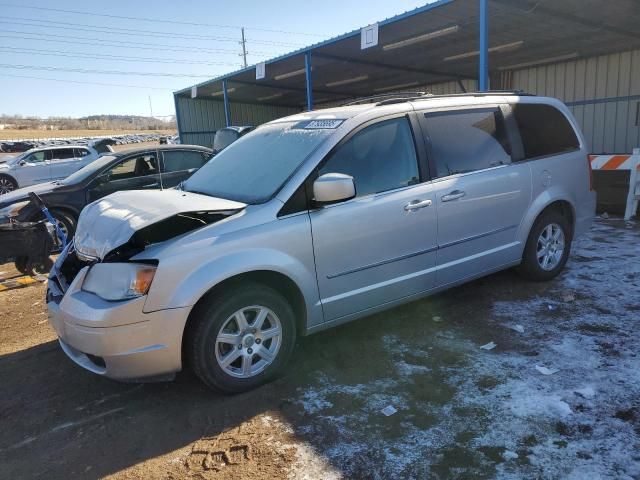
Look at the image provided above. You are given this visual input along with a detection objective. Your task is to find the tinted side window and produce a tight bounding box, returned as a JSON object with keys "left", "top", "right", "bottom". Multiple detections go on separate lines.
{"left": 423, "top": 109, "right": 511, "bottom": 178}
{"left": 162, "top": 150, "right": 207, "bottom": 172}
{"left": 25, "top": 151, "right": 46, "bottom": 163}
{"left": 105, "top": 154, "right": 158, "bottom": 181}
{"left": 318, "top": 117, "right": 419, "bottom": 197}
{"left": 74, "top": 148, "right": 90, "bottom": 157}
{"left": 512, "top": 104, "right": 579, "bottom": 159}
{"left": 51, "top": 148, "right": 76, "bottom": 160}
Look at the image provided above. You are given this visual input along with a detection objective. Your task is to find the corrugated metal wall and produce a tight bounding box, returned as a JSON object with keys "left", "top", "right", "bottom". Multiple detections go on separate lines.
{"left": 176, "top": 96, "right": 299, "bottom": 147}
{"left": 177, "top": 50, "right": 640, "bottom": 154}
{"left": 510, "top": 49, "right": 640, "bottom": 154}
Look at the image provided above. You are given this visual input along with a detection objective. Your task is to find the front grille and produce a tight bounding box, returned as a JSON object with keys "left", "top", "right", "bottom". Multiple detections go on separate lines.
{"left": 58, "top": 243, "right": 95, "bottom": 293}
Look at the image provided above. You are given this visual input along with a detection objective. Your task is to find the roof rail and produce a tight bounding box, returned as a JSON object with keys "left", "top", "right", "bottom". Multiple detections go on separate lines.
{"left": 341, "top": 89, "right": 534, "bottom": 107}
{"left": 342, "top": 91, "right": 430, "bottom": 106}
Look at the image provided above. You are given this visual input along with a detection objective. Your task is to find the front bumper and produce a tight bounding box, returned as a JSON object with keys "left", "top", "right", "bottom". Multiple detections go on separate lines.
{"left": 47, "top": 257, "right": 191, "bottom": 381}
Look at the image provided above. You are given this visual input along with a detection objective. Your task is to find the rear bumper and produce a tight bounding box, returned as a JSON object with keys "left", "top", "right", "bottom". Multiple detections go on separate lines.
{"left": 47, "top": 261, "right": 191, "bottom": 381}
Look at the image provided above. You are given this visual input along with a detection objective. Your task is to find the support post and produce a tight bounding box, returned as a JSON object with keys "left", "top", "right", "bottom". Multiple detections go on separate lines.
{"left": 624, "top": 148, "right": 640, "bottom": 220}
{"left": 305, "top": 51, "right": 313, "bottom": 111}
{"left": 479, "top": 0, "right": 489, "bottom": 91}
{"left": 222, "top": 80, "right": 231, "bottom": 127}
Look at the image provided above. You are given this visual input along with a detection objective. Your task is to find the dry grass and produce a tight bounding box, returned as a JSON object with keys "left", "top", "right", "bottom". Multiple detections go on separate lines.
{"left": 0, "top": 129, "right": 175, "bottom": 141}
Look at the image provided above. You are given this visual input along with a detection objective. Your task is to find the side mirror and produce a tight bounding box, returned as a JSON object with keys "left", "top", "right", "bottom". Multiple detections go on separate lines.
{"left": 313, "top": 173, "right": 356, "bottom": 204}
{"left": 19, "top": 160, "right": 26, "bottom": 166}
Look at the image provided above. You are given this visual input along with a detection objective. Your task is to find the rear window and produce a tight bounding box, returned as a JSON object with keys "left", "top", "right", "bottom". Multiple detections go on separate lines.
{"left": 162, "top": 150, "right": 207, "bottom": 172}
{"left": 512, "top": 104, "right": 580, "bottom": 159}
{"left": 423, "top": 108, "right": 511, "bottom": 178}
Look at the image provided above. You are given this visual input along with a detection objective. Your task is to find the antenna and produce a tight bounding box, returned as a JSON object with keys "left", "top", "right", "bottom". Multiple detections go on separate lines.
{"left": 148, "top": 94, "right": 163, "bottom": 190}
{"left": 240, "top": 27, "right": 248, "bottom": 68}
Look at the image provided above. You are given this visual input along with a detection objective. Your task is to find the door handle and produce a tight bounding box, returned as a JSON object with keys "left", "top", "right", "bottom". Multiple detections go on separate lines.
{"left": 441, "top": 190, "right": 466, "bottom": 202}
{"left": 404, "top": 199, "right": 432, "bottom": 211}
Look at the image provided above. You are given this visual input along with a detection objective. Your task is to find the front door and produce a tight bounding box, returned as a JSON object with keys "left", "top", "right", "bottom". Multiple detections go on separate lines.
{"left": 17, "top": 150, "right": 51, "bottom": 186}
{"left": 309, "top": 116, "right": 438, "bottom": 321}
{"left": 87, "top": 152, "right": 161, "bottom": 202}
{"left": 418, "top": 106, "right": 532, "bottom": 287}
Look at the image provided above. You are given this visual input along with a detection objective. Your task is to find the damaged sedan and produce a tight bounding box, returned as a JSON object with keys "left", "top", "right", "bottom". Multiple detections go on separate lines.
{"left": 47, "top": 93, "right": 595, "bottom": 393}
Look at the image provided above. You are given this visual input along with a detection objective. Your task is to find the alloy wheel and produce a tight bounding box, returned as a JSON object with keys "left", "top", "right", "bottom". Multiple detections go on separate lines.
{"left": 536, "top": 223, "right": 565, "bottom": 271}
{"left": 214, "top": 305, "right": 282, "bottom": 378}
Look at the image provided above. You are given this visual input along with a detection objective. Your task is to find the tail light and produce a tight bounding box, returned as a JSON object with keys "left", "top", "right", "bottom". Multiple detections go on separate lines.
{"left": 587, "top": 155, "right": 594, "bottom": 191}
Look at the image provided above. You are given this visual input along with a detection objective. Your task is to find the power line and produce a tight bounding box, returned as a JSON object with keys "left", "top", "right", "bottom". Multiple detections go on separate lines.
{"left": 0, "top": 29, "right": 275, "bottom": 55}
{"left": 0, "top": 46, "right": 242, "bottom": 67}
{"left": 1, "top": 64, "right": 215, "bottom": 78}
{"left": 2, "top": 73, "right": 179, "bottom": 90}
{"left": 0, "top": 17, "right": 306, "bottom": 47}
{"left": 0, "top": 2, "right": 327, "bottom": 37}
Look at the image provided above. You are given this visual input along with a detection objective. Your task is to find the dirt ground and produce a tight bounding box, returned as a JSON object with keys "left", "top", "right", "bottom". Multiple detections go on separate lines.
{"left": 1, "top": 219, "right": 639, "bottom": 479}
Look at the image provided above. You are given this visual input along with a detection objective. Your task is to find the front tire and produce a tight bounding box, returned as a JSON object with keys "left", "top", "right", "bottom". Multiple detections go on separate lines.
{"left": 518, "top": 210, "right": 572, "bottom": 281}
{"left": 187, "top": 283, "right": 297, "bottom": 393}
{"left": 0, "top": 175, "right": 17, "bottom": 195}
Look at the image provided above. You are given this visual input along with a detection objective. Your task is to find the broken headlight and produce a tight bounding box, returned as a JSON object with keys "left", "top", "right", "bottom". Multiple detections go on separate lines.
{"left": 82, "top": 262, "right": 157, "bottom": 301}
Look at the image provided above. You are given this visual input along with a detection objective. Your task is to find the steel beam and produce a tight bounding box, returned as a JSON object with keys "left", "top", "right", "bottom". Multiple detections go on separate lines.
{"left": 222, "top": 79, "right": 231, "bottom": 126}
{"left": 305, "top": 52, "right": 314, "bottom": 111}
{"left": 479, "top": 0, "right": 489, "bottom": 91}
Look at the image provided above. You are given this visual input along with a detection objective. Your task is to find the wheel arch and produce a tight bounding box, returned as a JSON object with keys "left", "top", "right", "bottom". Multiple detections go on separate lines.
{"left": 181, "top": 269, "right": 309, "bottom": 363}
{"left": 520, "top": 190, "right": 576, "bottom": 247}
{"left": 0, "top": 172, "right": 18, "bottom": 187}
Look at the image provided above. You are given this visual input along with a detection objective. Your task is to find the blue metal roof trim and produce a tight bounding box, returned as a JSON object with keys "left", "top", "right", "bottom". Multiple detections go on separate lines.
{"left": 174, "top": 0, "right": 454, "bottom": 95}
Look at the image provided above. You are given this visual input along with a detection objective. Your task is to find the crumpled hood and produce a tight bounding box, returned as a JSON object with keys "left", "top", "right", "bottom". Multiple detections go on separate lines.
{"left": 74, "top": 189, "right": 246, "bottom": 260}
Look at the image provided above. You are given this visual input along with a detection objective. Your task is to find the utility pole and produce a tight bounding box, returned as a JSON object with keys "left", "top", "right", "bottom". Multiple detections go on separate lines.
{"left": 148, "top": 95, "right": 154, "bottom": 118}
{"left": 240, "top": 27, "right": 248, "bottom": 68}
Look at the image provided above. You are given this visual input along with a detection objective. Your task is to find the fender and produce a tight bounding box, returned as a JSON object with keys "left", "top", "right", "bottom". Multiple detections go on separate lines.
{"left": 517, "top": 185, "right": 576, "bottom": 247}
{"left": 142, "top": 247, "right": 323, "bottom": 328}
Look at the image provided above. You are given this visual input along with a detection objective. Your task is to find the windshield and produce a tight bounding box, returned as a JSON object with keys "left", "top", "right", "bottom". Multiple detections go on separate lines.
{"left": 183, "top": 121, "right": 334, "bottom": 203}
{"left": 60, "top": 155, "right": 116, "bottom": 185}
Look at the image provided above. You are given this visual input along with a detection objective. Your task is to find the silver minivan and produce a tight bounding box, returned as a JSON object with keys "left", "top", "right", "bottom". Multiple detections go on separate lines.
{"left": 47, "top": 93, "right": 596, "bottom": 392}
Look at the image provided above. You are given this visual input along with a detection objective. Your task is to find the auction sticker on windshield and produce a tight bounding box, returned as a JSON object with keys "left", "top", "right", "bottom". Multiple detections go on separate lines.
{"left": 298, "top": 119, "right": 344, "bottom": 129}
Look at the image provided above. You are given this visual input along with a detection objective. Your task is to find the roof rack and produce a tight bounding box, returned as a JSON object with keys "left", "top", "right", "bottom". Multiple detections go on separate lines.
{"left": 342, "top": 91, "right": 430, "bottom": 106}
{"left": 341, "top": 90, "right": 534, "bottom": 107}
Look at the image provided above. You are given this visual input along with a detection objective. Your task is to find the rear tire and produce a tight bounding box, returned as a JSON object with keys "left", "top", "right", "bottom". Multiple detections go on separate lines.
{"left": 15, "top": 256, "right": 53, "bottom": 276}
{"left": 0, "top": 175, "right": 17, "bottom": 195}
{"left": 186, "top": 283, "right": 297, "bottom": 394}
{"left": 517, "top": 210, "right": 572, "bottom": 281}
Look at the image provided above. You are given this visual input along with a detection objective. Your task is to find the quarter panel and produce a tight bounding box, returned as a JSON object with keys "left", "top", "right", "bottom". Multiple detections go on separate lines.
{"left": 141, "top": 212, "right": 323, "bottom": 327}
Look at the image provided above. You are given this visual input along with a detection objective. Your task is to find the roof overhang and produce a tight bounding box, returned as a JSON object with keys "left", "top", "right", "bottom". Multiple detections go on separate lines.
{"left": 175, "top": 0, "right": 640, "bottom": 107}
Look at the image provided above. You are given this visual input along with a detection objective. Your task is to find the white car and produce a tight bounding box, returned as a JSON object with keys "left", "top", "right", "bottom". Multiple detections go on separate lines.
{"left": 0, "top": 142, "right": 112, "bottom": 195}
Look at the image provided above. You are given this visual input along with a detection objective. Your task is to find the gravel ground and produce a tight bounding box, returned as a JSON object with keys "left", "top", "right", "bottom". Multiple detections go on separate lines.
{"left": 0, "top": 218, "right": 638, "bottom": 479}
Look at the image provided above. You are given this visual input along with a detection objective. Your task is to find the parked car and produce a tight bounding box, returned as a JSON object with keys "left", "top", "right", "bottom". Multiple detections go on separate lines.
{"left": 0, "top": 140, "right": 116, "bottom": 195}
{"left": 0, "top": 144, "right": 212, "bottom": 238}
{"left": 212, "top": 126, "right": 254, "bottom": 154}
{"left": 0, "top": 141, "right": 36, "bottom": 153}
{"left": 47, "top": 93, "right": 595, "bottom": 393}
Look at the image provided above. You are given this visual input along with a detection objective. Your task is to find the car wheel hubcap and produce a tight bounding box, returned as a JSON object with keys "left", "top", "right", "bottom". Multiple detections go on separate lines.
{"left": 0, "top": 178, "right": 14, "bottom": 194}
{"left": 536, "top": 223, "right": 565, "bottom": 271}
{"left": 215, "top": 305, "right": 282, "bottom": 379}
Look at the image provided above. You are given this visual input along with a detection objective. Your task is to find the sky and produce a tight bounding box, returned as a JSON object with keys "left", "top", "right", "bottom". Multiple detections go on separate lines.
{"left": 0, "top": 0, "right": 431, "bottom": 118}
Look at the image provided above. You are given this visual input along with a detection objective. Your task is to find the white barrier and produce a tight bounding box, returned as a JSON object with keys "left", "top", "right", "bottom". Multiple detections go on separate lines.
{"left": 589, "top": 148, "right": 640, "bottom": 220}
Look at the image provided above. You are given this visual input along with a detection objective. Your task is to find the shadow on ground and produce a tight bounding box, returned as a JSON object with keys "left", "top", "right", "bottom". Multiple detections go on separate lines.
{"left": 1, "top": 219, "right": 639, "bottom": 479}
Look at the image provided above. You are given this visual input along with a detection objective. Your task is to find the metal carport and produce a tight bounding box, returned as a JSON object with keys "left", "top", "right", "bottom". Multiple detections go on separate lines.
{"left": 174, "top": 0, "right": 640, "bottom": 151}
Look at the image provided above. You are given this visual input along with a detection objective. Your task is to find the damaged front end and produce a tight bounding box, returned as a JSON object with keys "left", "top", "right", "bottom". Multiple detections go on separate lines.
{"left": 49, "top": 190, "right": 246, "bottom": 301}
